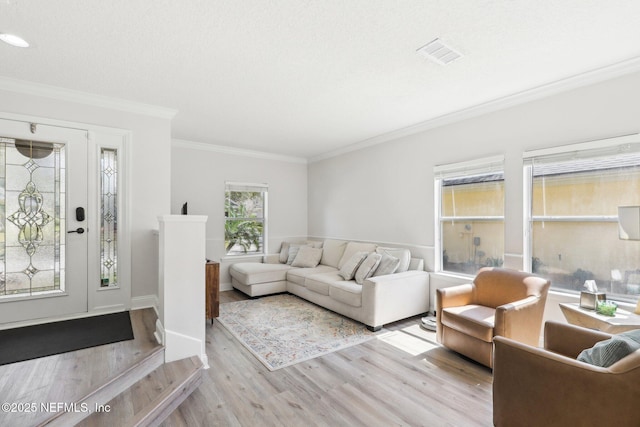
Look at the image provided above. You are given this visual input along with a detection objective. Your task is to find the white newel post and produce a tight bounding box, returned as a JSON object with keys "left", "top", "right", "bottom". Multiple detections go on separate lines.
{"left": 157, "top": 215, "right": 209, "bottom": 368}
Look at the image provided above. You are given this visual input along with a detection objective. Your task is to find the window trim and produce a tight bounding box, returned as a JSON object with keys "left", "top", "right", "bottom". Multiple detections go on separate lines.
{"left": 435, "top": 155, "right": 505, "bottom": 274}
{"left": 523, "top": 133, "right": 640, "bottom": 301}
{"left": 224, "top": 181, "right": 268, "bottom": 256}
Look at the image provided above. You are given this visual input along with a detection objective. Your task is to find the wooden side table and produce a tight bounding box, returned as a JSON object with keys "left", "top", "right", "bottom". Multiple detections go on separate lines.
{"left": 559, "top": 302, "right": 640, "bottom": 333}
{"left": 206, "top": 261, "right": 220, "bottom": 324}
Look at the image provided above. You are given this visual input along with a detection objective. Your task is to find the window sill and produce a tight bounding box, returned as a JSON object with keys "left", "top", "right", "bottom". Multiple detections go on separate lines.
{"left": 431, "top": 271, "right": 474, "bottom": 281}
{"left": 221, "top": 254, "right": 265, "bottom": 262}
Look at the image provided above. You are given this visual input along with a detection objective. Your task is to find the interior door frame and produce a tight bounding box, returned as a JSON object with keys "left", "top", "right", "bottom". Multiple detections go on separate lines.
{"left": 0, "top": 112, "right": 132, "bottom": 328}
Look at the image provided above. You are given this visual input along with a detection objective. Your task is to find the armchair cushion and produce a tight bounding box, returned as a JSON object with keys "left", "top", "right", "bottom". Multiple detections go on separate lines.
{"left": 578, "top": 329, "right": 640, "bottom": 367}
{"left": 441, "top": 305, "right": 495, "bottom": 342}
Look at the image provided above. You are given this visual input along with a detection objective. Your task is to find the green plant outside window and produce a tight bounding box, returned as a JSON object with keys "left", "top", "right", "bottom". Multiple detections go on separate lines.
{"left": 224, "top": 186, "right": 266, "bottom": 255}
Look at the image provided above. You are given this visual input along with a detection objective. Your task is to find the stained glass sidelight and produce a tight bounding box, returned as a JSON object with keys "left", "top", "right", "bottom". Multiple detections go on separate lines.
{"left": 0, "top": 138, "right": 64, "bottom": 297}
{"left": 100, "top": 148, "right": 117, "bottom": 287}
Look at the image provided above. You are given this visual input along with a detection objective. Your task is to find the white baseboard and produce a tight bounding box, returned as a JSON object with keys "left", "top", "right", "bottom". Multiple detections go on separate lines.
{"left": 89, "top": 304, "right": 127, "bottom": 315}
{"left": 154, "top": 318, "right": 165, "bottom": 345}
{"left": 220, "top": 282, "right": 233, "bottom": 292}
{"left": 131, "top": 294, "right": 158, "bottom": 311}
{"left": 164, "top": 328, "right": 208, "bottom": 368}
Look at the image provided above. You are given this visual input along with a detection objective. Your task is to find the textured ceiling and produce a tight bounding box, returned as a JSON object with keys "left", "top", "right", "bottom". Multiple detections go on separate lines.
{"left": 2, "top": 1, "right": 640, "bottom": 159}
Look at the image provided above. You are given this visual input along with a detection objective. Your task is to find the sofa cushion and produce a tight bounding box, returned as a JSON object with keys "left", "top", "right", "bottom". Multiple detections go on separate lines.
{"left": 229, "top": 262, "right": 293, "bottom": 285}
{"left": 338, "top": 242, "right": 378, "bottom": 269}
{"left": 291, "top": 246, "right": 323, "bottom": 268}
{"left": 286, "top": 265, "right": 338, "bottom": 285}
{"left": 355, "top": 253, "right": 382, "bottom": 284}
{"left": 320, "top": 239, "right": 348, "bottom": 268}
{"left": 339, "top": 251, "right": 369, "bottom": 280}
{"left": 577, "top": 329, "right": 640, "bottom": 367}
{"left": 330, "top": 281, "right": 363, "bottom": 307}
{"left": 441, "top": 305, "right": 495, "bottom": 343}
{"left": 372, "top": 252, "right": 400, "bottom": 277}
{"left": 304, "top": 272, "right": 342, "bottom": 296}
{"left": 376, "top": 247, "right": 411, "bottom": 272}
{"left": 307, "top": 240, "right": 324, "bottom": 249}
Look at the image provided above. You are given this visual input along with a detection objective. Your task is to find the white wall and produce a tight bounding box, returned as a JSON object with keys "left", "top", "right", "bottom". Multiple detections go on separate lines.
{"left": 0, "top": 88, "right": 172, "bottom": 301}
{"left": 310, "top": 70, "right": 640, "bottom": 265}
{"left": 308, "top": 70, "right": 640, "bottom": 317}
{"left": 171, "top": 142, "right": 308, "bottom": 288}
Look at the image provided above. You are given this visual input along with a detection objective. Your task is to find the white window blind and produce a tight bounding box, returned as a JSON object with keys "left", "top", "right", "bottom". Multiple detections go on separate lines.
{"left": 225, "top": 182, "right": 268, "bottom": 193}
{"left": 523, "top": 133, "right": 640, "bottom": 302}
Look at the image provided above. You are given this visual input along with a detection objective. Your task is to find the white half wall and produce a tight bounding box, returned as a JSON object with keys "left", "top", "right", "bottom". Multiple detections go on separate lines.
{"left": 158, "top": 215, "right": 208, "bottom": 367}
{"left": 171, "top": 141, "right": 308, "bottom": 288}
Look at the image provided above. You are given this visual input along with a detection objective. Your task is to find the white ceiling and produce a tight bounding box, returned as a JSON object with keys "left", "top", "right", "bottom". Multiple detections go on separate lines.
{"left": 2, "top": 1, "right": 640, "bottom": 160}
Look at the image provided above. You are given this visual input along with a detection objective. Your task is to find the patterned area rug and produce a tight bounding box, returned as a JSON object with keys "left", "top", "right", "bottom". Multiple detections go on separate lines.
{"left": 218, "top": 294, "right": 377, "bottom": 371}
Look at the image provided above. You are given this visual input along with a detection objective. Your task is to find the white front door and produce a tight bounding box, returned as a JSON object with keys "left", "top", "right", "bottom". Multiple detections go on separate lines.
{"left": 0, "top": 118, "right": 89, "bottom": 325}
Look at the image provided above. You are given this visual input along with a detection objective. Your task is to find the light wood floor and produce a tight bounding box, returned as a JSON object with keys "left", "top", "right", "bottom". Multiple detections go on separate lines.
{"left": 0, "top": 309, "right": 160, "bottom": 427}
{"left": 163, "top": 291, "right": 494, "bottom": 427}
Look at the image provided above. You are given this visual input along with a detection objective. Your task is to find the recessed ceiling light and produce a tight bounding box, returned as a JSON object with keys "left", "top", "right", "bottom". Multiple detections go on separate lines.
{"left": 417, "top": 38, "right": 461, "bottom": 65}
{"left": 0, "top": 33, "right": 30, "bottom": 48}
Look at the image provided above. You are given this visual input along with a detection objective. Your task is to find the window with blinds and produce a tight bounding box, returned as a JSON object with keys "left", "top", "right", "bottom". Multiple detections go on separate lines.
{"left": 435, "top": 155, "right": 505, "bottom": 275}
{"left": 224, "top": 182, "right": 268, "bottom": 255}
{"left": 524, "top": 134, "right": 640, "bottom": 301}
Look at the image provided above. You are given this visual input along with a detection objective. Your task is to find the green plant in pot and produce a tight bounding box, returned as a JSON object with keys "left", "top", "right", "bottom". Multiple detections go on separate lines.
{"left": 596, "top": 300, "right": 618, "bottom": 316}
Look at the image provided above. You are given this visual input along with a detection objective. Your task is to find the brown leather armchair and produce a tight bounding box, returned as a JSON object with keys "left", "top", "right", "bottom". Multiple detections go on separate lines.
{"left": 493, "top": 321, "right": 640, "bottom": 426}
{"left": 436, "top": 267, "right": 550, "bottom": 368}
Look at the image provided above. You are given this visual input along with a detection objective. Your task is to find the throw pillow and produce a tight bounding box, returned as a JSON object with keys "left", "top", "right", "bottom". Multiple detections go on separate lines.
{"left": 376, "top": 247, "right": 411, "bottom": 272}
{"left": 372, "top": 252, "right": 400, "bottom": 277}
{"left": 291, "top": 246, "right": 323, "bottom": 268}
{"left": 354, "top": 253, "right": 382, "bottom": 285}
{"left": 577, "top": 329, "right": 640, "bottom": 367}
{"left": 338, "top": 242, "right": 378, "bottom": 269}
{"left": 338, "top": 251, "right": 369, "bottom": 280}
{"left": 286, "top": 243, "right": 308, "bottom": 265}
{"left": 279, "top": 242, "right": 291, "bottom": 264}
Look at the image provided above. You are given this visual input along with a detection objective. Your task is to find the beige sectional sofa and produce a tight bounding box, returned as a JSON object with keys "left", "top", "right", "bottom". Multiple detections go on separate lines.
{"left": 229, "top": 239, "right": 430, "bottom": 331}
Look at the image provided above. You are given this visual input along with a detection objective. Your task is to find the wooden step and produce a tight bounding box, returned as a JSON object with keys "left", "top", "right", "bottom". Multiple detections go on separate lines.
{"left": 77, "top": 355, "right": 203, "bottom": 427}
{"left": 38, "top": 346, "right": 165, "bottom": 427}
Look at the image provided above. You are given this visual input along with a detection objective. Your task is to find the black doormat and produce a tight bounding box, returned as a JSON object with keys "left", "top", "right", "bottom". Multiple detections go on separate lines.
{"left": 0, "top": 311, "right": 134, "bottom": 366}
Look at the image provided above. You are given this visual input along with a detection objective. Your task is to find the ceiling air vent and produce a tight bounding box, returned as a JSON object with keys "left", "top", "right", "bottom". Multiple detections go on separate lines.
{"left": 416, "top": 38, "right": 462, "bottom": 65}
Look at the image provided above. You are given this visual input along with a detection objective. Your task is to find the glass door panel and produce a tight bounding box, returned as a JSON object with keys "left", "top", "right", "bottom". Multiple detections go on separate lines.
{"left": 0, "top": 118, "right": 87, "bottom": 326}
{"left": 0, "top": 139, "right": 65, "bottom": 297}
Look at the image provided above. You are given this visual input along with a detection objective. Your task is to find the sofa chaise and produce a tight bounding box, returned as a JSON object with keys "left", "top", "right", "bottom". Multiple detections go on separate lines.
{"left": 229, "top": 239, "right": 430, "bottom": 331}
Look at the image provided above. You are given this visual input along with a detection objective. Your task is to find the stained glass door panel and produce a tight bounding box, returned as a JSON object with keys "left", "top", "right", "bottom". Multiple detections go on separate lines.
{"left": 0, "top": 139, "right": 65, "bottom": 296}
{"left": 0, "top": 119, "right": 87, "bottom": 325}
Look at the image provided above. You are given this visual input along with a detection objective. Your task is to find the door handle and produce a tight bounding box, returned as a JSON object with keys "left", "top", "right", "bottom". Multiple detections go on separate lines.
{"left": 67, "top": 227, "right": 85, "bottom": 234}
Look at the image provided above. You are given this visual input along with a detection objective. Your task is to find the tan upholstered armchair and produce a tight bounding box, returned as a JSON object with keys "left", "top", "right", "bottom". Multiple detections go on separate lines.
{"left": 436, "top": 267, "right": 550, "bottom": 368}
{"left": 493, "top": 321, "right": 640, "bottom": 426}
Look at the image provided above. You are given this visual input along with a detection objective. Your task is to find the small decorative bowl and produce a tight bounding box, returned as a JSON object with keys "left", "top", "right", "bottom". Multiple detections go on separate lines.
{"left": 596, "top": 300, "right": 618, "bottom": 316}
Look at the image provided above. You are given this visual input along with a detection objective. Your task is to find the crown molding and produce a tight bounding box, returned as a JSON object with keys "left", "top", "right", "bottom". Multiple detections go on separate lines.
{"left": 0, "top": 76, "right": 178, "bottom": 119}
{"left": 172, "top": 139, "right": 307, "bottom": 164}
{"left": 309, "top": 55, "right": 640, "bottom": 163}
